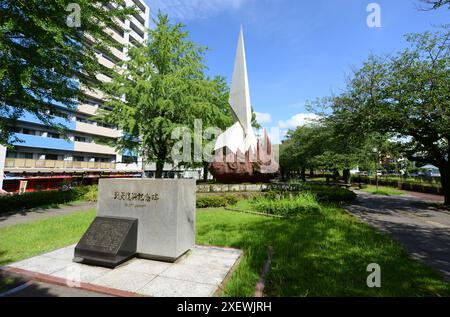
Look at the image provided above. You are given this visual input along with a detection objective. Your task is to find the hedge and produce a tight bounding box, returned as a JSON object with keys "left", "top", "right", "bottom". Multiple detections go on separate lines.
{"left": 196, "top": 196, "right": 228, "bottom": 208}
{"left": 252, "top": 192, "right": 322, "bottom": 217}
{"left": 352, "top": 176, "right": 443, "bottom": 195}
{"left": 263, "top": 185, "right": 356, "bottom": 203}
{"left": 0, "top": 185, "right": 98, "bottom": 214}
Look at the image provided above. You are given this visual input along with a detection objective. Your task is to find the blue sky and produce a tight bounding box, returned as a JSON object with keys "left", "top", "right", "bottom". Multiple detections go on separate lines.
{"left": 144, "top": 0, "right": 448, "bottom": 138}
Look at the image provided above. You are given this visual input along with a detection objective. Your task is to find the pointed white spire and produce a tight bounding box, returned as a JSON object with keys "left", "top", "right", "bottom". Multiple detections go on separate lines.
{"left": 228, "top": 26, "right": 257, "bottom": 152}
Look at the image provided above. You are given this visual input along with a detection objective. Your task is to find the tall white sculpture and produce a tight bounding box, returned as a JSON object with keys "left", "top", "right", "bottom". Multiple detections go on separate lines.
{"left": 214, "top": 26, "right": 258, "bottom": 154}
{"left": 209, "top": 26, "right": 279, "bottom": 183}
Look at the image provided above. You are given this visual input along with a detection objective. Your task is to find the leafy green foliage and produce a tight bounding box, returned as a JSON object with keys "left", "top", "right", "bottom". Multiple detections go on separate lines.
{"left": 328, "top": 28, "right": 450, "bottom": 204}
{"left": 252, "top": 192, "right": 322, "bottom": 217}
{"left": 263, "top": 185, "right": 356, "bottom": 203}
{"left": 101, "top": 13, "right": 232, "bottom": 178}
{"left": 0, "top": 1, "right": 135, "bottom": 144}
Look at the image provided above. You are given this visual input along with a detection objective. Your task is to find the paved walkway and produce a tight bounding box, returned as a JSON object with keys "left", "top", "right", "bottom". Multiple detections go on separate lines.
{"left": 0, "top": 202, "right": 96, "bottom": 228}
{"left": 3, "top": 244, "right": 242, "bottom": 297}
{"left": 345, "top": 191, "right": 450, "bottom": 281}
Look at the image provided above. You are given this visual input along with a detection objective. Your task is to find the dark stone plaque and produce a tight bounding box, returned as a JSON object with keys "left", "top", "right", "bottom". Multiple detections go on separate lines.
{"left": 74, "top": 217, "right": 138, "bottom": 268}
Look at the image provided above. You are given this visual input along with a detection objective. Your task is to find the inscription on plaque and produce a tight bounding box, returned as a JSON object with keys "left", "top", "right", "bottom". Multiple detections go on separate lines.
{"left": 81, "top": 218, "right": 132, "bottom": 253}
{"left": 74, "top": 216, "right": 138, "bottom": 268}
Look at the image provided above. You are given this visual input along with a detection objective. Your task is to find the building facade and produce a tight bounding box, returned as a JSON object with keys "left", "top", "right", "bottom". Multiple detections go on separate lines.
{"left": 1, "top": 0, "right": 153, "bottom": 193}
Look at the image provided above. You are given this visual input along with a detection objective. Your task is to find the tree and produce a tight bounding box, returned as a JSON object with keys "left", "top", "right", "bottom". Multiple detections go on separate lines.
{"left": 280, "top": 105, "right": 397, "bottom": 184}
{"left": 0, "top": 0, "right": 134, "bottom": 145}
{"left": 182, "top": 75, "right": 234, "bottom": 181}
{"left": 280, "top": 125, "right": 320, "bottom": 180}
{"left": 330, "top": 28, "right": 450, "bottom": 205}
{"left": 102, "top": 13, "right": 228, "bottom": 178}
{"left": 419, "top": 0, "right": 450, "bottom": 10}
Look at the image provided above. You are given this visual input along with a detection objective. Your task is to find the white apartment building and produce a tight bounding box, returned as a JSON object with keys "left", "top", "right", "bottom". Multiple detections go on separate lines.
{"left": 0, "top": 0, "right": 156, "bottom": 192}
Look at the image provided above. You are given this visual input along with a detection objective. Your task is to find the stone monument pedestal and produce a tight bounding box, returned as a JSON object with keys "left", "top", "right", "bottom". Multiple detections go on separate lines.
{"left": 85, "top": 178, "right": 196, "bottom": 264}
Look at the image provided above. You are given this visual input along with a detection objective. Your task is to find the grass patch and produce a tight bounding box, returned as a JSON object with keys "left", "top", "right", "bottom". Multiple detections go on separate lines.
{"left": 0, "top": 209, "right": 95, "bottom": 266}
{"left": 1, "top": 204, "right": 449, "bottom": 296}
{"left": 198, "top": 207, "right": 450, "bottom": 297}
{"left": 361, "top": 185, "right": 404, "bottom": 196}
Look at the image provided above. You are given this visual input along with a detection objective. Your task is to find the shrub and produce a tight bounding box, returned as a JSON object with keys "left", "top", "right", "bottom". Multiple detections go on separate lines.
{"left": 76, "top": 185, "right": 98, "bottom": 202}
{"left": 262, "top": 186, "right": 356, "bottom": 204}
{"left": 252, "top": 192, "right": 322, "bottom": 217}
{"left": 308, "top": 186, "right": 356, "bottom": 203}
{"left": 196, "top": 196, "right": 228, "bottom": 208}
{"left": 0, "top": 185, "right": 98, "bottom": 214}
{"left": 223, "top": 195, "right": 239, "bottom": 206}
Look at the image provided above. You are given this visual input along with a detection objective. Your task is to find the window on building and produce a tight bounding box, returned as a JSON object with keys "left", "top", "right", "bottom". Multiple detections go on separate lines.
{"left": 83, "top": 96, "right": 104, "bottom": 108}
{"left": 130, "top": 21, "right": 144, "bottom": 39}
{"left": 47, "top": 132, "right": 60, "bottom": 139}
{"left": 73, "top": 156, "right": 85, "bottom": 162}
{"left": 75, "top": 136, "right": 87, "bottom": 143}
{"left": 8, "top": 152, "right": 33, "bottom": 159}
{"left": 97, "top": 122, "right": 116, "bottom": 129}
{"left": 132, "top": 0, "right": 146, "bottom": 13}
{"left": 6, "top": 151, "right": 18, "bottom": 158}
{"left": 133, "top": 13, "right": 145, "bottom": 26}
{"left": 22, "top": 128, "right": 35, "bottom": 135}
{"left": 11, "top": 126, "right": 21, "bottom": 133}
{"left": 76, "top": 116, "right": 95, "bottom": 125}
{"left": 45, "top": 154, "right": 58, "bottom": 161}
{"left": 22, "top": 153, "right": 33, "bottom": 159}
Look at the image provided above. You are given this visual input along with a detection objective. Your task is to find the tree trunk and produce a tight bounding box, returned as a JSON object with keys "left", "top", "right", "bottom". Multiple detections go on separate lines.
{"left": 301, "top": 167, "right": 306, "bottom": 181}
{"left": 343, "top": 169, "right": 351, "bottom": 184}
{"left": 309, "top": 168, "right": 314, "bottom": 178}
{"left": 332, "top": 169, "right": 340, "bottom": 181}
{"left": 141, "top": 150, "right": 146, "bottom": 179}
{"left": 203, "top": 163, "right": 209, "bottom": 181}
{"left": 155, "top": 161, "right": 164, "bottom": 179}
{"left": 439, "top": 166, "right": 450, "bottom": 206}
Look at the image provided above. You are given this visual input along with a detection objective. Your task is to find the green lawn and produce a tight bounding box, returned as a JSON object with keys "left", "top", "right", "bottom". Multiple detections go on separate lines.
{"left": 1, "top": 205, "right": 449, "bottom": 296}
{"left": 360, "top": 185, "right": 405, "bottom": 196}
{"left": 0, "top": 209, "right": 96, "bottom": 266}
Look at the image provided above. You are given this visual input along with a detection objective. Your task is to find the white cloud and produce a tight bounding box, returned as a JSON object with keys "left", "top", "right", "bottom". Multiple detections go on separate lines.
{"left": 148, "top": 0, "right": 247, "bottom": 20}
{"left": 255, "top": 112, "right": 272, "bottom": 124}
{"left": 278, "top": 113, "right": 320, "bottom": 129}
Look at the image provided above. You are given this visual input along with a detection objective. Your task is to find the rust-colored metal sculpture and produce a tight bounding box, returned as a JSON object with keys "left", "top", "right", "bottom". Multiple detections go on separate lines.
{"left": 209, "top": 131, "right": 279, "bottom": 183}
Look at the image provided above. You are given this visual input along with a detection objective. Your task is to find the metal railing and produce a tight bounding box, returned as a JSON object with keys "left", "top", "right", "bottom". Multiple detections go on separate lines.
{"left": 5, "top": 158, "right": 116, "bottom": 170}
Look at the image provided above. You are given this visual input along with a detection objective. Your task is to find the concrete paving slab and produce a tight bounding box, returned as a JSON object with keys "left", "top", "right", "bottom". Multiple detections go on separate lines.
{"left": 11, "top": 257, "right": 70, "bottom": 275}
{"left": 52, "top": 263, "right": 110, "bottom": 284}
{"left": 160, "top": 264, "right": 228, "bottom": 286}
{"left": 182, "top": 253, "right": 238, "bottom": 270}
{"left": 121, "top": 258, "right": 172, "bottom": 276}
{"left": 91, "top": 269, "right": 156, "bottom": 293}
{"left": 5, "top": 244, "right": 242, "bottom": 297}
{"left": 137, "top": 276, "right": 218, "bottom": 297}
{"left": 44, "top": 245, "right": 77, "bottom": 261}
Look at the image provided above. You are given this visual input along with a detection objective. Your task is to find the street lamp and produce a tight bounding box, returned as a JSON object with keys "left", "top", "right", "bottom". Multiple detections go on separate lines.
{"left": 372, "top": 147, "right": 379, "bottom": 191}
